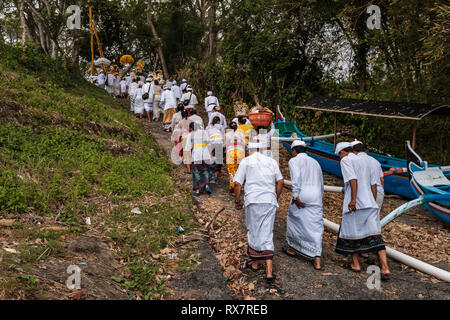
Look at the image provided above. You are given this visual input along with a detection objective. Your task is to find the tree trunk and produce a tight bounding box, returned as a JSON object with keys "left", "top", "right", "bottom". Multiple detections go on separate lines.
{"left": 207, "top": 0, "right": 217, "bottom": 60}
{"left": 146, "top": 0, "right": 169, "bottom": 79}
{"left": 18, "top": 0, "right": 28, "bottom": 54}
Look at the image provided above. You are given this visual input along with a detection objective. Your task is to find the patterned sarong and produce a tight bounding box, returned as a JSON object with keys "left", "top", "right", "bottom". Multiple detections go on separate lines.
{"left": 163, "top": 108, "right": 176, "bottom": 126}
{"left": 191, "top": 162, "right": 211, "bottom": 191}
{"left": 226, "top": 149, "right": 244, "bottom": 192}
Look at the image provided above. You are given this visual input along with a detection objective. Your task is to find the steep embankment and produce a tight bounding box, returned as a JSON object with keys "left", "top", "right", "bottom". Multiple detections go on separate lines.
{"left": 0, "top": 44, "right": 197, "bottom": 299}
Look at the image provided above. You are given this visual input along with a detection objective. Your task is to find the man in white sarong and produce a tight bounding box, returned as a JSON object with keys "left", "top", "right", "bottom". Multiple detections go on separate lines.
{"left": 161, "top": 85, "right": 178, "bottom": 131}
{"left": 171, "top": 80, "right": 182, "bottom": 104}
{"left": 284, "top": 140, "right": 324, "bottom": 270}
{"left": 142, "top": 78, "right": 153, "bottom": 122}
{"left": 234, "top": 142, "right": 284, "bottom": 283}
{"left": 128, "top": 78, "right": 138, "bottom": 112}
{"left": 205, "top": 91, "right": 220, "bottom": 120}
{"left": 334, "top": 142, "right": 391, "bottom": 280}
{"left": 350, "top": 140, "right": 390, "bottom": 279}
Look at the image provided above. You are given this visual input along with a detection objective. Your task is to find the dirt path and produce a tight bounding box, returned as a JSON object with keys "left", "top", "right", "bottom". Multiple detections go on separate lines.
{"left": 147, "top": 120, "right": 449, "bottom": 300}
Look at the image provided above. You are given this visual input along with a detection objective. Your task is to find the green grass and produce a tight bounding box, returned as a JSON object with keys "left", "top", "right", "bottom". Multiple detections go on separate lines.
{"left": 0, "top": 43, "right": 198, "bottom": 299}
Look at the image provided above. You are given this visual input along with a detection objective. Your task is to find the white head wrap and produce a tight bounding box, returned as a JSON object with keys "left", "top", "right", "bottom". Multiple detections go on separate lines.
{"left": 350, "top": 140, "right": 363, "bottom": 147}
{"left": 335, "top": 142, "right": 352, "bottom": 155}
{"left": 207, "top": 91, "right": 213, "bottom": 96}
{"left": 291, "top": 140, "right": 306, "bottom": 148}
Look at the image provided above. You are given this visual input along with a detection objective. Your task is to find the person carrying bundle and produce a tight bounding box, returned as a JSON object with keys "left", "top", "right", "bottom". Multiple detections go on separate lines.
{"left": 225, "top": 121, "right": 246, "bottom": 195}
{"left": 185, "top": 122, "right": 213, "bottom": 197}
{"left": 206, "top": 116, "right": 225, "bottom": 183}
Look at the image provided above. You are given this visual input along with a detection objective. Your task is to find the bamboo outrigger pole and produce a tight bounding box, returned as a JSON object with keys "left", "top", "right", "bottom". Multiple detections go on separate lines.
{"left": 88, "top": 0, "right": 107, "bottom": 76}
{"left": 89, "top": 3, "right": 94, "bottom": 76}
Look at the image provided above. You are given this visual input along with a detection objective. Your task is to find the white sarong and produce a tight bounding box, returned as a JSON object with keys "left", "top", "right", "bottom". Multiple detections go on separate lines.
{"left": 339, "top": 207, "right": 380, "bottom": 240}
{"left": 286, "top": 203, "right": 323, "bottom": 257}
{"left": 134, "top": 97, "right": 144, "bottom": 114}
{"left": 245, "top": 203, "right": 277, "bottom": 252}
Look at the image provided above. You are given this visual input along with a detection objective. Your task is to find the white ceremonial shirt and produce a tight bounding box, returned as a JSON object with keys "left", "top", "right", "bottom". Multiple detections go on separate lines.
{"left": 142, "top": 82, "right": 153, "bottom": 103}
{"left": 185, "top": 130, "right": 212, "bottom": 163}
{"left": 234, "top": 152, "right": 283, "bottom": 208}
{"left": 357, "top": 152, "right": 384, "bottom": 196}
{"left": 160, "top": 89, "right": 177, "bottom": 111}
{"left": 181, "top": 92, "right": 199, "bottom": 109}
{"left": 225, "top": 130, "right": 246, "bottom": 153}
{"left": 205, "top": 96, "right": 220, "bottom": 113}
{"left": 207, "top": 112, "right": 227, "bottom": 129}
{"left": 128, "top": 82, "right": 138, "bottom": 96}
{"left": 188, "top": 114, "right": 204, "bottom": 130}
{"left": 206, "top": 124, "right": 224, "bottom": 145}
{"left": 289, "top": 153, "right": 324, "bottom": 207}
{"left": 171, "top": 85, "right": 182, "bottom": 100}
{"left": 340, "top": 153, "right": 378, "bottom": 214}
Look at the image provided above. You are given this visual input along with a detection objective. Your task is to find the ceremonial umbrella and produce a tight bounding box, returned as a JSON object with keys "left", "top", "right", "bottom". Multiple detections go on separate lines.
{"left": 94, "top": 57, "right": 111, "bottom": 67}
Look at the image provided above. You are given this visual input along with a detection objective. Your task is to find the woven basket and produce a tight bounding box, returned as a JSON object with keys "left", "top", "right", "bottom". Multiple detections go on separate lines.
{"left": 248, "top": 112, "right": 273, "bottom": 127}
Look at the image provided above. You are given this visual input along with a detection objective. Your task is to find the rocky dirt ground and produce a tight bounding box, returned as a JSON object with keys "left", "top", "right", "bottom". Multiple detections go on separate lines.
{"left": 147, "top": 118, "right": 449, "bottom": 300}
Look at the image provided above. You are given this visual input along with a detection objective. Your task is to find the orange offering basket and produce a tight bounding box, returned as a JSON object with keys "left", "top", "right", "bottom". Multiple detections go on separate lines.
{"left": 248, "top": 112, "right": 273, "bottom": 127}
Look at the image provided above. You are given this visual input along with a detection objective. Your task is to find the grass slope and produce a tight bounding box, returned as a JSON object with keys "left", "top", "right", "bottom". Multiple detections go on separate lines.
{"left": 0, "top": 44, "right": 197, "bottom": 299}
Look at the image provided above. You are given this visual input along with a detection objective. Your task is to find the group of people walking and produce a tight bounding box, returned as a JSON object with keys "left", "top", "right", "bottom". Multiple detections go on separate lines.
{"left": 233, "top": 138, "right": 391, "bottom": 282}
{"left": 95, "top": 71, "right": 392, "bottom": 284}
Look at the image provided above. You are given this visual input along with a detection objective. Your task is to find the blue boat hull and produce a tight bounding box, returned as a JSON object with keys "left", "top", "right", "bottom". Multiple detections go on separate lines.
{"left": 275, "top": 121, "right": 417, "bottom": 199}
{"left": 408, "top": 164, "right": 450, "bottom": 224}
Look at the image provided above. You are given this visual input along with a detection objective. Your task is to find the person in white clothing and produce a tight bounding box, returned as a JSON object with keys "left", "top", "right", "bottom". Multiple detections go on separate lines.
{"left": 170, "top": 105, "right": 184, "bottom": 133}
{"left": 96, "top": 70, "right": 105, "bottom": 89}
{"left": 284, "top": 140, "right": 324, "bottom": 270}
{"left": 207, "top": 106, "right": 227, "bottom": 131}
{"left": 185, "top": 122, "right": 213, "bottom": 196}
{"left": 132, "top": 84, "right": 144, "bottom": 118}
{"left": 206, "top": 116, "right": 225, "bottom": 183}
{"left": 161, "top": 85, "right": 178, "bottom": 131}
{"left": 188, "top": 109, "right": 204, "bottom": 130}
{"left": 234, "top": 142, "right": 284, "bottom": 283}
{"left": 152, "top": 80, "right": 163, "bottom": 121}
{"left": 128, "top": 78, "right": 138, "bottom": 112}
{"left": 181, "top": 86, "right": 199, "bottom": 115}
{"left": 120, "top": 79, "right": 127, "bottom": 98}
{"left": 142, "top": 78, "right": 153, "bottom": 122}
{"left": 171, "top": 80, "right": 182, "bottom": 104}
{"left": 105, "top": 72, "right": 115, "bottom": 95}
{"left": 334, "top": 142, "right": 391, "bottom": 280}
{"left": 180, "top": 79, "right": 188, "bottom": 92}
{"left": 205, "top": 91, "right": 220, "bottom": 120}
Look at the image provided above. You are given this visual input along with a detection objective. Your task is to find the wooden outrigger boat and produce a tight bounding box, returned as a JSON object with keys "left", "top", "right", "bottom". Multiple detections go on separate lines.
{"left": 406, "top": 141, "right": 450, "bottom": 224}
{"left": 273, "top": 97, "right": 449, "bottom": 200}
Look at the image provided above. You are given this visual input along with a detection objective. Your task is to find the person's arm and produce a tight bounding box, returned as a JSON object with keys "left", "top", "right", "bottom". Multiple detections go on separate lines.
{"left": 289, "top": 160, "right": 305, "bottom": 208}
{"left": 348, "top": 179, "right": 357, "bottom": 212}
{"left": 233, "top": 160, "right": 246, "bottom": 209}
{"left": 276, "top": 179, "right": 284, "bottom": 200}
{"left": 234, "top": 182, "right": 243, "bottom": 209}
{"left": 371, "top": 184, "right": 377, "bottom": 201}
